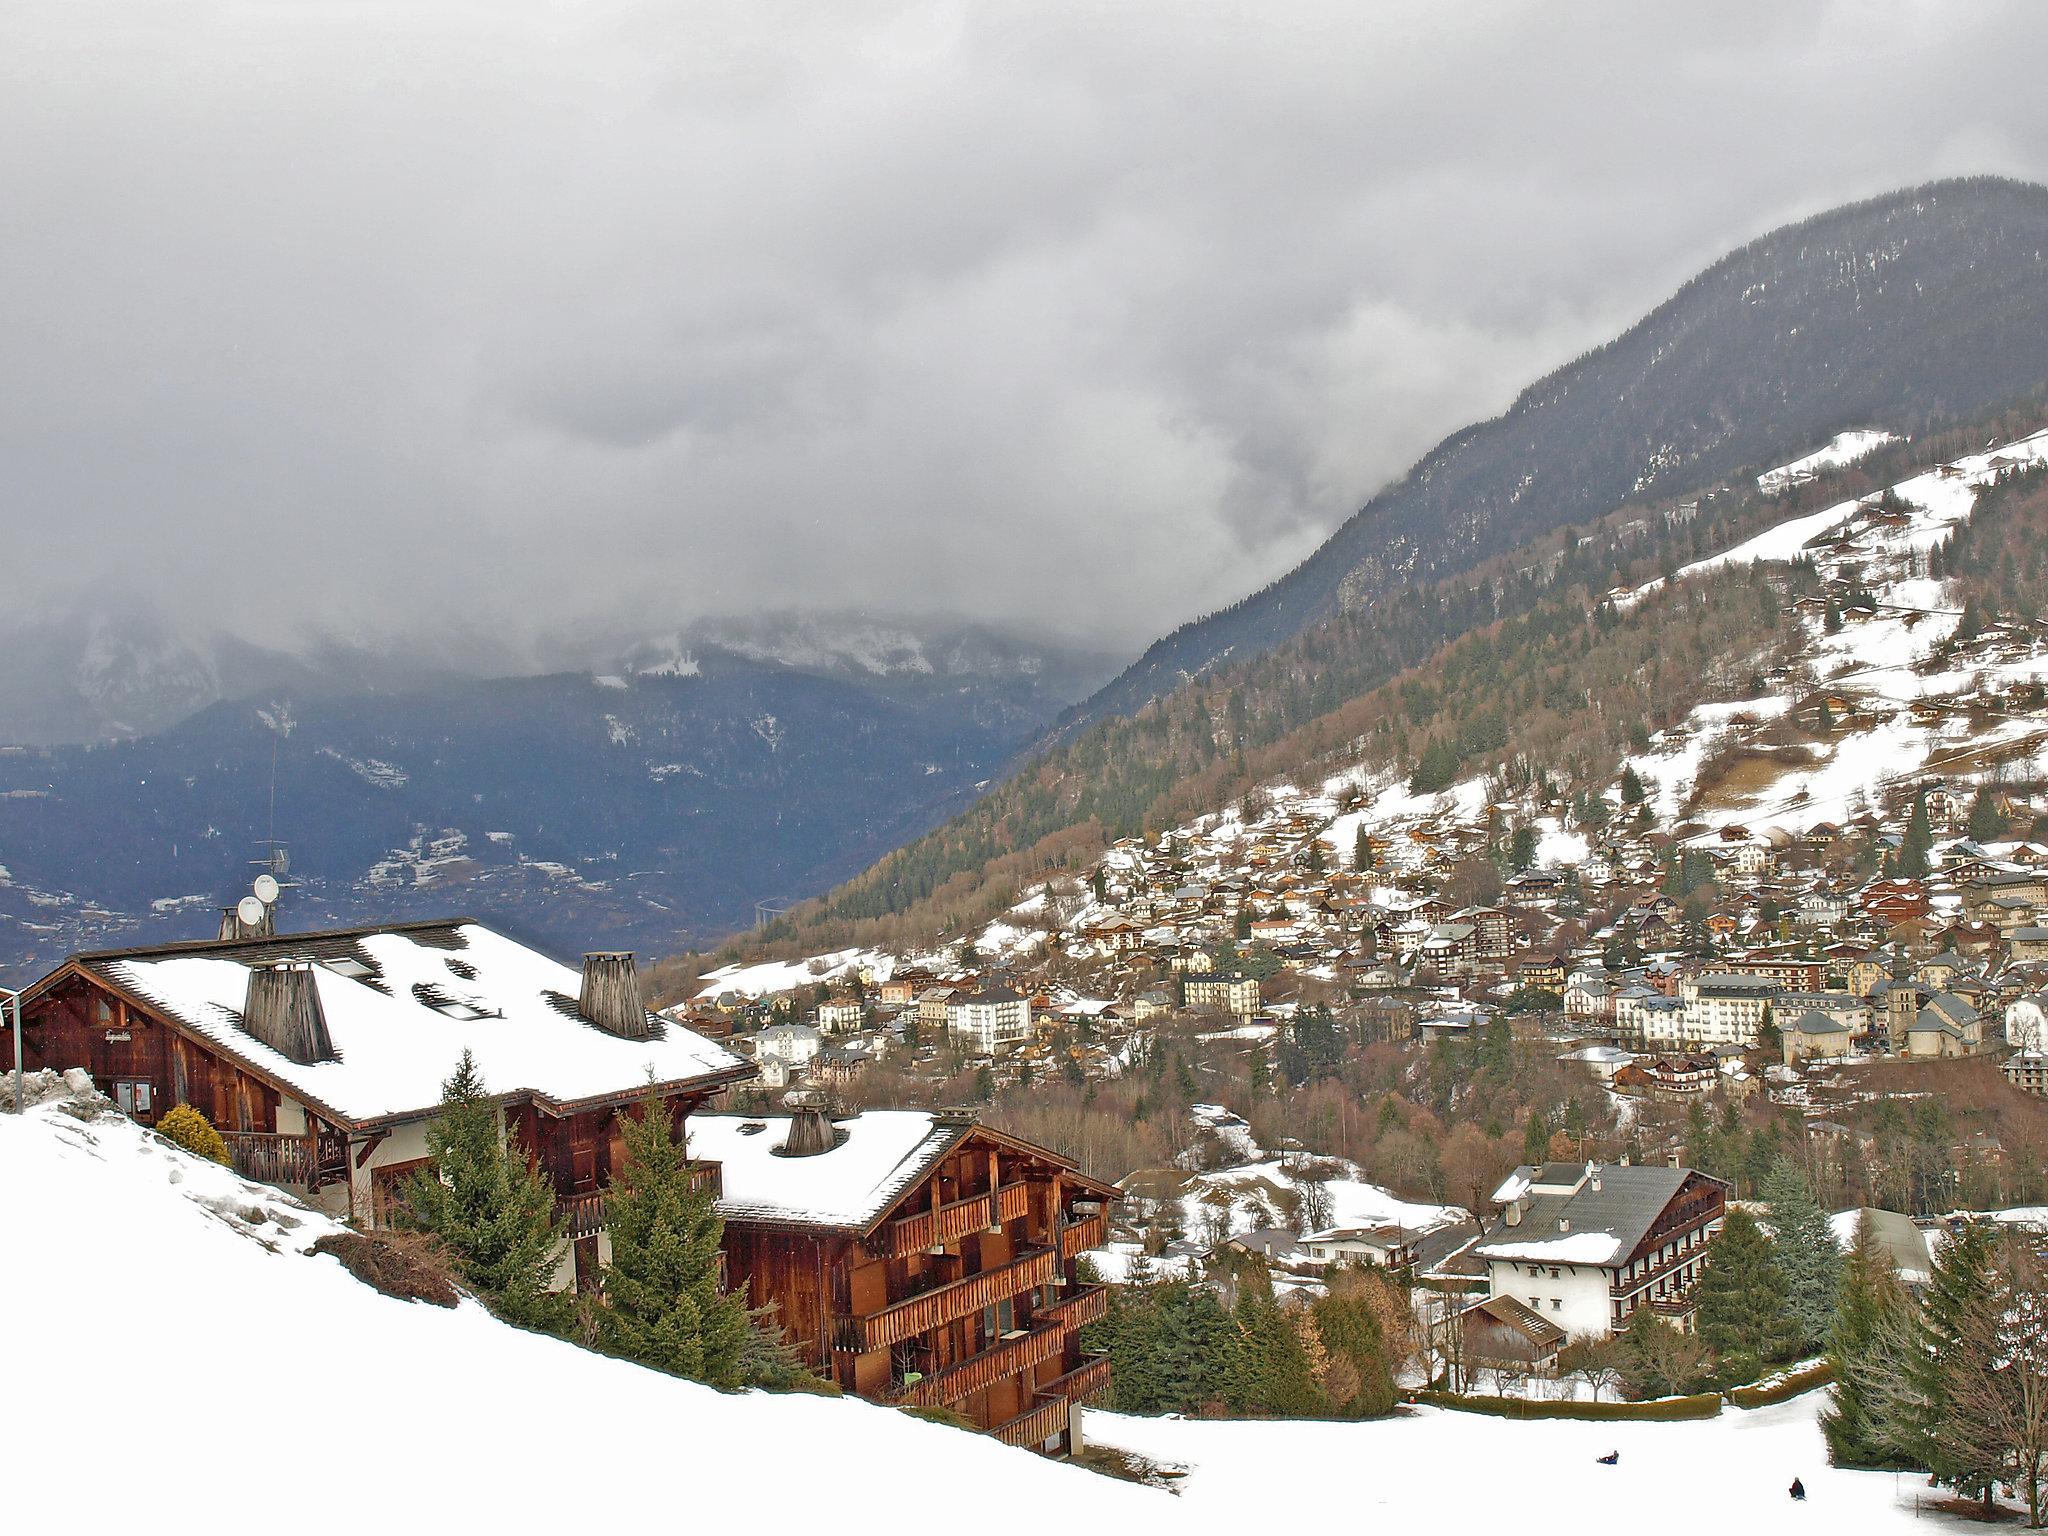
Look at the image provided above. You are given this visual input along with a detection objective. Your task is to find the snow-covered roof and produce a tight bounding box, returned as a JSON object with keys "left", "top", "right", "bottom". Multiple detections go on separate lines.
{"left": 78, "top": 920, "right": 749, "bottom": 1126}
{"left": 1477, "top": 1164, "right": 1704, "bottom": 1269}
{"left": 688, "top": 1109, "right": 967, "bottom": 1230}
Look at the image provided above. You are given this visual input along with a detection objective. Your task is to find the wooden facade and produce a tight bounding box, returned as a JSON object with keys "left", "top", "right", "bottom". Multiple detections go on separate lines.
{"left": 713, "top": 1122, "right": 1115, "bottom": 1456}
{"left": 3, "top": 926, "right": 749, "bottom": 1281}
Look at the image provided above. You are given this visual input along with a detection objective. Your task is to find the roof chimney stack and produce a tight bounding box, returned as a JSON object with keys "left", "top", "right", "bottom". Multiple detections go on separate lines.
{"left": 242, "top": 961, "right": 336, "bottom": 1065}
{"left": 579, "top": 952, "right": 652, "bottom": 1040}
{"left": 779, "top": 1088, "right": 838, "bottom": 1158}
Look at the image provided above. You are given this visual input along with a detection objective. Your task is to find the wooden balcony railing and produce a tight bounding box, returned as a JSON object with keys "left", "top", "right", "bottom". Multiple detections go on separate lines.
{"left": 894, "top": 1322, "right": 1065, "bottom": 1409}
{"left": 885, "top": 1181, "right": 1032, "bottom": 1255}
{"left": 1058, "top": 1211, "right": 1107, "bottom": 1262}
{"left": 1039, "top": 1283, "right": 1108, "bottom": 1332}
{"left": 553, "top": 1161, "right": 721, "bottom": 1241}
{"left": 224, "top": 1131, "right": 314, "bottom": 1187}
{"left": 1037, "top": 1352, "right": 1112, "bottom": 1406}
{"left": 993, "top": 1395, "right": 1072, "bottom": 1451}
{"left": 848, "top": 1247, "right": 1057, "bottom": 1353}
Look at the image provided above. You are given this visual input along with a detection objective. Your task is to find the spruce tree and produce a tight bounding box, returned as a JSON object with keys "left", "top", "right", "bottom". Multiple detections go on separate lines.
{"left": 1899, "top": 796, "right": 1933, "bottom": 878}
{"left": 1761, "top": 1160, "right": 1841, "bottom": 1353}
{"left": 1907, "top": 1221, "right": 2008, "bottom": 1514}
{"left": 1226, "top": 1268, "right": 1323, "bottom": 1416}
{"left": 1824, "top": 1213, "right": 1916, "bottom": 1468}
{"left": 598, "top": 1089, "right": 750, "bottom": 1388}
{"left": 402, "top": 1050, "right": 571, "bottom": 1334}
{"left": 1967, "top": 788, "right": 2007, "bottom": 844}
{"left": 1694, "top": 1207, "right": 1799, "bottom": 1385}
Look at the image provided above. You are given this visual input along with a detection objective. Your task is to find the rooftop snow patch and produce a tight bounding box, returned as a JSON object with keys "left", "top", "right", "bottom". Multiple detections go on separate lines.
{"left": 95, "top": 921, "right": 747, "bottom": 1124}
{"left": 688, "top": 1109, "right": 966, "bottom": 1229}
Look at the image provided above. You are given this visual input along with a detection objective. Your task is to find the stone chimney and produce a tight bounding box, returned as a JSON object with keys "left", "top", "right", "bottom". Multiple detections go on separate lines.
{"left": 779, "top": 1088, "right": 838, "bottom": 1158}
{"left": 578, "top": 952, "right": 652, "bottom": 1040}
{"left": 242, "top": 961, "right": 336, "bottom": 1064}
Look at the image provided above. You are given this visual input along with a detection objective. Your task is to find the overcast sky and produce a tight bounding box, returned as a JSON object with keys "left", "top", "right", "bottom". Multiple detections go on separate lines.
{"left": 7, "top": 1, "right": 2048, "bottom": 661}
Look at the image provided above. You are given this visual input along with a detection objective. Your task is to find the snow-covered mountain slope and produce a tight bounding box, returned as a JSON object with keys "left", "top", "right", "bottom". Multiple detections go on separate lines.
{"left": 1755, "top": 429, "right": 1899, "bottom": 494}
{"left": 1616, "top": 426, "right": 2048, "bottom": 837}
{"left": 1, "top": 1077, "right": 1156, "bottom": 1532}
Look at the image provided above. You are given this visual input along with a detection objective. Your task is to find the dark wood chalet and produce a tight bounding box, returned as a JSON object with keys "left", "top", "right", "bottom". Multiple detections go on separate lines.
{"left": 3, "top": 919, "right": 752, "bottom": 1288}
{"left": 688, "top": 1100, "right": 1117, "bottom": 1455}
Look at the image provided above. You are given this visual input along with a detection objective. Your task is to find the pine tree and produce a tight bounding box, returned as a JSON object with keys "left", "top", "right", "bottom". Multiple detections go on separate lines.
{"left": 1761, "top": 1161, "right": 1841, "bottom": 1354}
{"left": 402, "top": 1051, "right": 571, "bottom": 1334}
{"left": 1899, "top": 796, "right": 1933, "bottom": 878}
{"left": 598, "top": 1088, "right": 750, "bottom": 1388}
{"left": 1824, "top": 1213, "right": 1917, "bottom": 1468}
{"left": 1907, "top": 1221, "right": 2009, "bottom": 1514}
{"left": 1620, "top": 764, "right": 1648, "bottom": 805}
{"left": 1694, "top": 1208, "right": 1799, "bottom": 1385}
{"left": 1354, "top": 825, "right": 1373, "bottom": 871}
{"left": 1967, "top": 788, "right": 2007, "bottom": 844}
{"left": 1226, "top": 1268, "right": 1324, "bottom": 1416}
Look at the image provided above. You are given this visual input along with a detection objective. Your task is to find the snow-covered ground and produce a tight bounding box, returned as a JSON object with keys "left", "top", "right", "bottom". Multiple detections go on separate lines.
{"left": 1092, "top": 1394, "right": 1973, "bottom": 1533}
{"left": 696, "top": 946, "right": 897, "bottom": 999}
{"left": 1757, "top": 428, "right": 1899, "bottom": 493}
{"left": 2, "top": 1081, "right": 1154, "bottom": 1531}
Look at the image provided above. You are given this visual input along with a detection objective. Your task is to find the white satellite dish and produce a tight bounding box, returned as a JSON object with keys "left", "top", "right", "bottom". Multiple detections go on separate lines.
{"left": 237, "top": 895, "right": 266, "bottom": 928}
{"left": 253, "top": 874, "right": 280, "bottom": 904}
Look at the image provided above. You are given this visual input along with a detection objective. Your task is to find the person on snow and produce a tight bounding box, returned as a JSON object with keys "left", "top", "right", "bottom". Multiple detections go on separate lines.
{"left": 1789, "top": 1478, "right": 1806, "bottom": 1501}
{"left": 1596, "top": 1451, "right": 1619, "bottom": 1466}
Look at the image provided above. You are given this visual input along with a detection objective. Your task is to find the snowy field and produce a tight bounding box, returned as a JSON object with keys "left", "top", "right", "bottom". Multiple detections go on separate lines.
{"left": 0, "top": 1083, "right": 1989, "bottom": 1533}
{"left": 1091, "top": 1394, "right": 1976, "bottom": 1533}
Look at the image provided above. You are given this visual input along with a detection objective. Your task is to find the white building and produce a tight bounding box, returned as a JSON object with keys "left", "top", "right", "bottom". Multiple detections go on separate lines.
{"left": 1474, "top": 1161, "right": 1727, "bottom": 1339}
{"left": 815, "top": 997, "right": 864, "bottom": 1035}
{"left": 1675, "top": 972, "right": 1781, "bottom": 1048}
{"left": 945, "top": 985, "right": 1033, "bottom": 1054}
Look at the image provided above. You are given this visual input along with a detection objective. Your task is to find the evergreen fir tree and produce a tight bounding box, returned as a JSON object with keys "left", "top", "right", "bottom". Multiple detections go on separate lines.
{"left": 1620, "top": 764, "right": 1648, "bottom": 805}
{"left": 1354, "top": 825, "right": 1374, "bottom": 871}
{"left": 1761, "top": 1160, "right": 1841, "bottom": 1353}
{"left": 1823, "top": 1213, "right": 1916, "bottom": 1468}
{"left": 402, "top": 1050, "right": 571, "bottom": 1334}
{"left": 1967, "top": 788, "right": 2007, "bottom": 844}
{"left": 598, "top": 1088, "right": 750, "bottom": 1388}
{"left": 1904, "top": 1220, "right": 2008, "bottom": 1513}
{"left": 1225, "top": 1266, "right": 1323, "bottom": 1416}
{"left": 1899, "top": 796, "right": 1933, "bottom": 878}
{"left": 1694, "top": 1208, "right": 1799, "bottom": 1385}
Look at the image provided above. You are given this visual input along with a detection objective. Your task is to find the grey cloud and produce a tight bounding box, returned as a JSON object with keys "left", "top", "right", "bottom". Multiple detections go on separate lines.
{"left": 4, "top": 0, "right": 2047, "bottom": 658}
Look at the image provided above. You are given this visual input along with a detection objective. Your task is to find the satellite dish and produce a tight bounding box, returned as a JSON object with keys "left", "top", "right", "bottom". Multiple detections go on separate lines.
{"left": 237, "top": 895, "right": 266, "bottom": 928}
{"left": 253, "top": 874, "right": 280, "bottom": 904}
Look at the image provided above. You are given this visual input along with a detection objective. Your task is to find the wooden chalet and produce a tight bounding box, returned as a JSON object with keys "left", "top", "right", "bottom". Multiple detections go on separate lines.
{"left": 688, "top": 1101, "right": 1117, "bottom": 1455}
{"left": 3, "top": 919, "right": 752, "bottom": 1288}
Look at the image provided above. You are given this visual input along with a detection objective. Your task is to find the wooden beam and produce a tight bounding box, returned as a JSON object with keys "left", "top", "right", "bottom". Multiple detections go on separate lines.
{"left": 353, "top": 1128, "right": 392, "bottom": 1169}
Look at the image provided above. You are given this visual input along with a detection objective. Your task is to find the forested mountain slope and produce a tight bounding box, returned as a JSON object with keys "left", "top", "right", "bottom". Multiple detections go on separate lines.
{"left": 1073, "top": 177, "right": 2048, "bottom": 725}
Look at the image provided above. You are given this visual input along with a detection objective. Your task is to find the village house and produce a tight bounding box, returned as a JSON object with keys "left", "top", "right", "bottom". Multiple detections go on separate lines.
{"left": 816, "top": 996, "right": 865, "bottom": 1035}
{"left": 2, "top": 919, "right": 751, "bottom": 1290}
{"left": 1474, "top": 1161, "right": 1728, "bottom": 1338}
{"left": 687, "top": 1099, "right": 1117, "bottom": 1455}
{"left": 1182, "top": 972, "right": 1261, "bottom": 1019}
{"left": 1300, "top": 1224, "right": 1420, "bottom": 1273}
{"left": 1783, "top": 1010, "right": 1855, "bottom": 1065}
{"left": 946, "top": 984, "right": 1033, "bottom": 1054}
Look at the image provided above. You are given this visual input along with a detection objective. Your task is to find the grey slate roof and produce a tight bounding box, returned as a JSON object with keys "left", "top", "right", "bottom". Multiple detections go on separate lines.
{"left": 1476, "top": 1163, "right": 1705, "bottom": 1268}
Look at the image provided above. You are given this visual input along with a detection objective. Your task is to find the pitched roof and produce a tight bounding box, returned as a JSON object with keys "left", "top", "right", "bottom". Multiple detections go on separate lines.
{"left": 1476, "top": 1164, "right": 1706, "bottom": 1268}
{"left": 53, "top": 919, "right": 749, "bottom": 1128}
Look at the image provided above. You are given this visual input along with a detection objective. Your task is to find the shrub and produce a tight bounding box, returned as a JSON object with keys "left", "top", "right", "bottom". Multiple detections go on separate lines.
{"left": 1414, "top": 1389, "right": 1723, "bottom": 1421}
{"left": 310, "top": 1230, "right": 459, "bottom": 1307}
{"left": 1729, "top": 1360, "right": 1834, "bottom": 1409}
{"left": 154, "top": 1104, "right": 230, "bottom": 1165}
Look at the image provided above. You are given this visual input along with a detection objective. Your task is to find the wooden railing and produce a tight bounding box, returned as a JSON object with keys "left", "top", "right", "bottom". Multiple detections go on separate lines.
{"left": 1039, "top": 1283, "right": 1108, "bottom": 1332}
{"left": 885, "top": 1181, "right": 1032, "bottom": 1255}
{"left": 553, "top": 1161, "right": 721, "bottom": 1241}
{"left": 993, "top": 1395, "right": 1072, "bottom": 1451}
{"left": 1058, "top": 1211, "right": 1107, "bottom": 1261}
{"left": 224, "top": 1131, "right": 314, "bottom": 1186}
{"left": 1037, "top": 1352, "right": 1112, "bottom": 1406}
{"left": 850, "top": 1247, "right": 1057, "bottom": 1353}
{"left": 894, "top": 1322, "right": 1065, "bottom": 1408}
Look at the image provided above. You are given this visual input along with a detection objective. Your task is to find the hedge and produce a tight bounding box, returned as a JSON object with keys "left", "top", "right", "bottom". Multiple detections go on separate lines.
{"left": 1729, "top": 1360, "right": 1834, "bottom": 1409}
{"left": 1414, "top": 1389, "right": 1723, "bottom": 1422}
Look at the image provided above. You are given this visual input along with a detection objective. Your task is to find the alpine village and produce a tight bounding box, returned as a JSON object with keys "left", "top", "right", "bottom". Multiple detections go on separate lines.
{"left": 14, "top": 167, "right": 2048, "bottom": 1530}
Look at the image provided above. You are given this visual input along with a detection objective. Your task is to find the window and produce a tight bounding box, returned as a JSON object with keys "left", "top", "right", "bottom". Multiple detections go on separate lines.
{"left": 1549, "top": 1267, "right": 1560, "bottom": 1279}
{"left": 113, "top": 1080, "right": 153, "bottom": 1115}
{"left": 1551, "top": 1299, "right": 1562, "bottom": 1311}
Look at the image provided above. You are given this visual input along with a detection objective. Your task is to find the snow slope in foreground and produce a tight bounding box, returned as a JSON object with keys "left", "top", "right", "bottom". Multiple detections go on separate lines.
{"left": 1091, "top": 1395, "right": 1966, "bottom": 1534}
{"left": 0, "top": 1093, "right": 1154, "bottom": 1533}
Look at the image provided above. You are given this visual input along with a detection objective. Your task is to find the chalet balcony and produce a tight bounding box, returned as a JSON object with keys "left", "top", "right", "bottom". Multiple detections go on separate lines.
{"left": 553, "top": 1161, "right": 721, "bottom": 1241}
{"left": 1058, "top": 1210, "right": 1107, "bottom": 1262}
{"left": 1611, "top": 1245, "right": 1701, "bottom": 1298}
{"left": 893, "top": 1321, "right": 1066, "bottom": 1408}
{"left": 1036, "top": 1352, "right": 1112, "bottom": 1407}
{"left": 992, "top": 1395, "right": 1072, "bottom": 1451}
{"left": 1648, "top": 1288, "right": 1698, "bottom": 1320}
{"left": 223, "top": 1131, "right": 315, "bottom": 1187}
{"left": 1039, "top": 1282, "right": 1108, "bottom": 1332}
{"left": 883, "top": 1181, "right": 1031, "bottom": 1256}
{"left": 846, "top": 1246, "right": 1057, "bottom": 1353}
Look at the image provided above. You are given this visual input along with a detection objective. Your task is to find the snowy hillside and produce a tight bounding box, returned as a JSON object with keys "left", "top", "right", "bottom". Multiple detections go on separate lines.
{"left": 0, "top": 1076, "right": 1155, "bottom": 1531}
